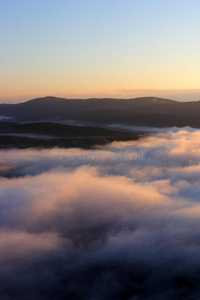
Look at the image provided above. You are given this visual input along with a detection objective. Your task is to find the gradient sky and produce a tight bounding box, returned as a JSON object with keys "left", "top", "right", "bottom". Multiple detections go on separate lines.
{"left": 0, "top": 0, "right": 200, "bottom": 102}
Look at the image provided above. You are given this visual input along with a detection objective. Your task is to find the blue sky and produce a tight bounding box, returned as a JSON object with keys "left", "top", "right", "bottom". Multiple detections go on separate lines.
{"left": 0, "top": 0, "right": 200, "bottom": 102}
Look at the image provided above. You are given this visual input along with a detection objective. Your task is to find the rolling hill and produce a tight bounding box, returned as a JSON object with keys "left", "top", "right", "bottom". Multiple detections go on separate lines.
{"left": 1, "top": 96, "right": 200, "bottom": 128}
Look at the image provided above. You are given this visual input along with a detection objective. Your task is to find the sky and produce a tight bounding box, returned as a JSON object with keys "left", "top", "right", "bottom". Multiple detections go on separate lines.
{"left": 0, "top": 0, "right": 200, "bottom": 103}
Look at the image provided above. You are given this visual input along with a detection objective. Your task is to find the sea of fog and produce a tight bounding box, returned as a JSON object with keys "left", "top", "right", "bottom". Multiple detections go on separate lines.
{"left": 1, "top": 128, "right": 200, "bottom": 299}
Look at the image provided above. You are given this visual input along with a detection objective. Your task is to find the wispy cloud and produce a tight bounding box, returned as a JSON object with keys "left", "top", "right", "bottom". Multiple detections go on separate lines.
{"left": 116, "top": 89, "right": 200, "bottom": 101}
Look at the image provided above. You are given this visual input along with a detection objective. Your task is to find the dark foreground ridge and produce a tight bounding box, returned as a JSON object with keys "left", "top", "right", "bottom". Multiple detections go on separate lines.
{"left": 0, "top": 122, "right": 144, "bottom": 149}
{"left": 1, "top": 96, "right": 200, "bottom": 127}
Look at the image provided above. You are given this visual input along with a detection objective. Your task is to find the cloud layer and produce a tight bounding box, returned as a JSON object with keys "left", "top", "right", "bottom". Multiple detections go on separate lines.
{"left": 1, "top": 129, "right": 200, "bottom": 299}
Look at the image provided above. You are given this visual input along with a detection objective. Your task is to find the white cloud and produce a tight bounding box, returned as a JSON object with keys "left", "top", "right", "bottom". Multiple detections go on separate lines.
{"left": 1, "top": 129, "right": 200, "bottom": 299}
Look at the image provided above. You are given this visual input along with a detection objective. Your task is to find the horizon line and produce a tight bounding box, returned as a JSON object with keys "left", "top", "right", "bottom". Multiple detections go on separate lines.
{"left": 1, "top": 95, "right": 200, "bottom": 105}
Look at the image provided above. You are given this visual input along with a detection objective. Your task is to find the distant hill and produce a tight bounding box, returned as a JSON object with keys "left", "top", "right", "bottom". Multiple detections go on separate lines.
{"left": 1, "top": 96, "right": 200, "bottom": 128}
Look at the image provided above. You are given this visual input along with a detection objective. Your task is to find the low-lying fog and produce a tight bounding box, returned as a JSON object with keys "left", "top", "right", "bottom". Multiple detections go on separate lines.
{"left": 1, "top": 128, "right": 200, "bottom": 299}
{"left": 0, "top": 133, "right": 55, "bottom": 139}
{"left": 106, "top": 124, "right": 199, "bottom": 133}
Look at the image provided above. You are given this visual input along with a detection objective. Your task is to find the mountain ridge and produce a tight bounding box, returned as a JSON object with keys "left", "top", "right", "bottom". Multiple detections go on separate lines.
{"left": 1, "top": 96, "right": 200, "bottom": 128}
{"left": 17, "top": 96, "right": 178, "bottom": 105}
{"left": 1, "top": 96, "right": 180, "bottom": 106}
